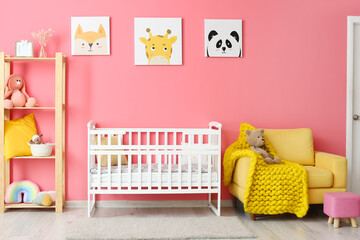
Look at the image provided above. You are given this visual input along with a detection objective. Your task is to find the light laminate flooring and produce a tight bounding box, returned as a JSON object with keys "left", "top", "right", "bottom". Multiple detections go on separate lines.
{"left": 0, "top": 203, "right": 359, "bottom": 240}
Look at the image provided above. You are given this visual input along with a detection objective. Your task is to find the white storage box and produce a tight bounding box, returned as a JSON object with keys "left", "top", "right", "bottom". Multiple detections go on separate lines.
{"left": 28, "top": 143, "right": 54, "bottom": 157}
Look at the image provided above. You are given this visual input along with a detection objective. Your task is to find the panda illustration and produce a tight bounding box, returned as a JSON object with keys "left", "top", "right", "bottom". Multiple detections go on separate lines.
{"left": 206, "top": 30, "right": 242, "bottom": 57}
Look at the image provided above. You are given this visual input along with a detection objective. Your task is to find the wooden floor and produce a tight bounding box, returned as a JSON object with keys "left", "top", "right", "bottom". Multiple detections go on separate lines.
{"left": 0, "top": 203, "right": 359, "bottom": 240}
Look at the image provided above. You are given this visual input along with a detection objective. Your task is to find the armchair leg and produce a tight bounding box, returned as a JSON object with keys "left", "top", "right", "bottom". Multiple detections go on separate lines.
{"left": 232, "top": 196, "right": 237, "bottom": 208}
{"left": 250, "top": 213, "right": 256, "bottom": 221}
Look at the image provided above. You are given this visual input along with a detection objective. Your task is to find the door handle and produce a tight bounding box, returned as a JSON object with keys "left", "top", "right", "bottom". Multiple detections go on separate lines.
{"left": 354, "top": 114, "right": 360, "bottom": 120}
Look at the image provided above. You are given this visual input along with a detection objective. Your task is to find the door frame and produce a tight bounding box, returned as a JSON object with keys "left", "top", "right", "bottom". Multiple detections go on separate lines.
{"left": 346, "top": 16, "right": 360, "bottom": 191}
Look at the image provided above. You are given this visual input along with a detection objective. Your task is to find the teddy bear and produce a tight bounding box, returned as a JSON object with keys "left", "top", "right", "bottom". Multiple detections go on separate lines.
{"left": 3, "top": 74, "right": 37, "bottom": 109}
{"left": 29, "top": 134, "right": 44, "bottom": 144}
{"left": 245, "top": 129, "right": 281, "bottom": 164}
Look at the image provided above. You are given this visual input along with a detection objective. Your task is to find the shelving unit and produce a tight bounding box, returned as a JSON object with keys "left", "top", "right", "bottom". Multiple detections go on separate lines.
{"left": 0, "top": 52, "right": 66, "bottom": 213}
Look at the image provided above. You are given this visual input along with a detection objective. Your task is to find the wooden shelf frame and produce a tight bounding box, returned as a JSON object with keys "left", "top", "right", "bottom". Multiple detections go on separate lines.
{"left": 0, "top": 52, "right": 66, "bottom": 213}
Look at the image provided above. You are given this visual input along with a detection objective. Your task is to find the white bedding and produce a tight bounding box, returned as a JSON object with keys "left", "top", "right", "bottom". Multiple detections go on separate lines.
{"left": 90, "top": 163, "right": 210, "bottom": 174}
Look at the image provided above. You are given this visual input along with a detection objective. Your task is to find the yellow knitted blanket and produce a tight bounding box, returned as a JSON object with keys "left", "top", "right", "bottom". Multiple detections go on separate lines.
{"left": 223, "top": 123, "right": 308, "bottom": 218}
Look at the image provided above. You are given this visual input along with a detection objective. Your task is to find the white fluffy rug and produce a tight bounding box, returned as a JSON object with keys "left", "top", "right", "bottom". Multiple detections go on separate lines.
{"left": 65, "top": 216, "right": 256, "bottom": 240}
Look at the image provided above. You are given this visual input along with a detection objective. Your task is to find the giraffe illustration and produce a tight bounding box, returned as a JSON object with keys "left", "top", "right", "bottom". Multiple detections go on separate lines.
{"left": 139, "top": 28, "right": 177, "bottom": 65}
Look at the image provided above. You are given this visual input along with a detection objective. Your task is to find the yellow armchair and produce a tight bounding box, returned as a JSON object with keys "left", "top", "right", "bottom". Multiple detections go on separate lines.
{"left": 228, "top": 128, "right": 347, "bottom": 219}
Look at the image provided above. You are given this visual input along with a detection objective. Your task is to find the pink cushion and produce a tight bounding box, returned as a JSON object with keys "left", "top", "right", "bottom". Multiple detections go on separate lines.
{"left": 324, "top": 192, "right": 360, "bottom": 218}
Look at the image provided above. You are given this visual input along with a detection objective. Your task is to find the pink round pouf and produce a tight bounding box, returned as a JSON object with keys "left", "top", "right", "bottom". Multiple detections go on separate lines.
{"left": 324, "top": 192, "right": 360, "bottom": 228}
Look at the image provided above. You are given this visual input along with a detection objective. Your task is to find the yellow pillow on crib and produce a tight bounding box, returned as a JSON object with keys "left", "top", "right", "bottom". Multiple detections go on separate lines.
{"left": 93, "top": 135, "right": 128, "bottom": 166}
{"left": 4, "top": 113, "right": 37, "bottom": 161}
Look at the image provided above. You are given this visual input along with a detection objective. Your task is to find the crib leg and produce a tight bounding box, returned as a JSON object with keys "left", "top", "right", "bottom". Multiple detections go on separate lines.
{"left": 217, "top": 192, "right": 221, "bottom": 216}
{"left": 88, "top": 192, "right": 91, "bottom": 217}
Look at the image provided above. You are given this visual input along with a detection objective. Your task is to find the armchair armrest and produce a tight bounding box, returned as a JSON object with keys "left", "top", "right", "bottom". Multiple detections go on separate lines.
{"left": 232, "top": 157, "right": 251, "bottom": 188}
{"left": 315, "top": 151, "right": 347, "bottom": 188}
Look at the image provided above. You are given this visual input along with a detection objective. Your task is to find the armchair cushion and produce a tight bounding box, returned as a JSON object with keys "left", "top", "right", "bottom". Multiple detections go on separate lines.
{"left": 315, "top": 151, "right": 347, "bottom": 188}
{"left": 303, "top": 166, "right": 333, "bottom": 188}
{"left": 264, "top": 128, "right": 314, "bottom": 165}
{"left": 232, "top": 157, "right": 251, "bottom": 188}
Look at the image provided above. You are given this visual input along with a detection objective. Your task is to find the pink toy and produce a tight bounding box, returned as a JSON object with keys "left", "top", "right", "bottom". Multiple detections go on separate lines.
{"left": 3, "top": 74, "right": 37, "bottom": 109}
{"left": 324, "top": 192, "right": 360, "bottom": 228}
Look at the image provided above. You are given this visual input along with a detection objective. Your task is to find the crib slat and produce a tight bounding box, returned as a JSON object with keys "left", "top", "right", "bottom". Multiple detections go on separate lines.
{"left": 138, "top": 154, "right": 142, "bottom": 190}
{"left": 128, "top": 153, "right": 132, "bottom": 190}
{"left": 198, "top": 155, "right": 201, "bottom": 189}
{"left": 157, "top": 154, "right": 161, "bottom": 190}
{"left": 148, "top": 154, "right": 151, "bottom": 189}
{"left": 168, "top": 154, "right": 171, "bottom": 189}
{"left": 187, "top": 154, "right": 191, "bottom": 189}
{"left": 174, "top": 132, "right": 176, "bottom": 146}
{"left": 118, "top": 154, "right": 121, "bottom": 190}
{"left": 208, "top": 154, "right": 211, "bottom": 190}
{"left": 178, "top": 153, "right": 181, "bottom": 189}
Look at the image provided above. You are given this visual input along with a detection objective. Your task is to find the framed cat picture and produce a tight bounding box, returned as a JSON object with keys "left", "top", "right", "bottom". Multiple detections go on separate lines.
{"left": 71, "top": 16, "right": 110, "bottom": 55}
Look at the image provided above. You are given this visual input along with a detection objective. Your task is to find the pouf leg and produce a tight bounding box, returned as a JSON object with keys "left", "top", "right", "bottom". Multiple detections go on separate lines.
{"left": 346, "top": 218, "right": 351, "bottom": 224}
{"left": 328, "top": 217, "right": 334, "bottom": 224}
{"left": 351, "top": 218, "right": 358, "bottom": 228}
{"left": 334, "top": 218, "right": 340, "bottom": 228}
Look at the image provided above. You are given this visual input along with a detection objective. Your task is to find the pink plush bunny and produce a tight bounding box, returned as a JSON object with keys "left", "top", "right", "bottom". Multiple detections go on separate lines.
{"left": 4, "top": 74, "right": 37, "bottom": 109}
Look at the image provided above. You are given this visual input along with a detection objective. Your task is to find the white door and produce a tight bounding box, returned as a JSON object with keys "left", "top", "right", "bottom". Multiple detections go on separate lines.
{"left": 347, "top": 16, "right": 360, "bottom": 195}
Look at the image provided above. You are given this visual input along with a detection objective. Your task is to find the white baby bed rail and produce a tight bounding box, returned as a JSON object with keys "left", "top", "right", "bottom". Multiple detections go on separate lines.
{"left": 87, "top": 121, "right": 222, "bottom": 217}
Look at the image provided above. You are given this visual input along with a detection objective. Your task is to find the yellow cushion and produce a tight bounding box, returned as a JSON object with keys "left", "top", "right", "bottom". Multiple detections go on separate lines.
{"left": 4, "top": 113, "right": 37, "bottom": 161}
{"left": 263, "top": 128, "right": 314, "bottom": 165}
{"left": 93, "top": 135, "right": 128, "bottom": 166}
{"left": 303, "top": 166, "right": 333, "bottom": 188}
{"left": 232, "top": 157, "right": 251, "bottom": 188}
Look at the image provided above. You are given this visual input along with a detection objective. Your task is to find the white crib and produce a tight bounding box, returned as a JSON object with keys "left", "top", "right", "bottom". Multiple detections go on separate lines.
{"left": 87, "top": 121, "right": 222, "bottom": 217}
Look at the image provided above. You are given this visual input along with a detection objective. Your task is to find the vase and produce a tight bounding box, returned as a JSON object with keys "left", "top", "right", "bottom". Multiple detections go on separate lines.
{"left": 39, "top": 44, "right": 47, "bottom": 58}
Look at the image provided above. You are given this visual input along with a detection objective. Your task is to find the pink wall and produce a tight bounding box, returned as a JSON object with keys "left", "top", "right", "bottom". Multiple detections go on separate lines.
{"left": 1, "top": 0, "right": 357, "bottom": 201}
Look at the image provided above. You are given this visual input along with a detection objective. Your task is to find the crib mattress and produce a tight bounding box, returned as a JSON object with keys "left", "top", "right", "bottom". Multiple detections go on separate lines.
{"left": 90, "top": 163, "right": 210, "bottom": 174}
{"left": 90, "top": 164, "right": 218, "bottom": 188}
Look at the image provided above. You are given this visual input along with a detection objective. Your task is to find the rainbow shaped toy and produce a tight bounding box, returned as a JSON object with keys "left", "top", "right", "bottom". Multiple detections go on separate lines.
{"left": 5, "top": 180, "right": 39, "bottom": 203}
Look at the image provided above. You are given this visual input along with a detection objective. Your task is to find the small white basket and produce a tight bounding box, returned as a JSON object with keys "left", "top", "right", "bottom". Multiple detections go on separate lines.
{"left": 28, "top": 143, "right": 55, "bottom": 157}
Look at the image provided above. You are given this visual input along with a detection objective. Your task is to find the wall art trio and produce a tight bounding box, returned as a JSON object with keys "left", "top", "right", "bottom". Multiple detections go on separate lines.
{"left": 70, "top": 17, "right": 243, "bottom": 62}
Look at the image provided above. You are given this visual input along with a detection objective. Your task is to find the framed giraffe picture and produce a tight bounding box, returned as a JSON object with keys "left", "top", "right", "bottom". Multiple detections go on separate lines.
{"left": 134, "top": 18, "right": 182, "bottom": 65}
{"left": 205, "top": 19, "right": 243, "bottom": 57}
{"left": 71, "top": 16, "right": 110, "bottom": 55}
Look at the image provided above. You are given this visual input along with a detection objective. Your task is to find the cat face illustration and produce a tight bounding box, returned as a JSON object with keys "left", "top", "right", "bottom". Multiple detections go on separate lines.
{"left": 74, "top": 24, "right": 108, "bottom": 55}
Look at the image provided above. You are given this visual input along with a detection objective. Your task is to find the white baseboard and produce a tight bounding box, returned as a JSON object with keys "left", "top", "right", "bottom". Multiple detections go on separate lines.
{"left": 66, "top": 200, "right": 232, "bottom": 208}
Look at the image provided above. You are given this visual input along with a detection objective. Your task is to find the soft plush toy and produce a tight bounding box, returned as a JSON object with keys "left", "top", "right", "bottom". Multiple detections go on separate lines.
{"left": 29, "top": 134, "right": 43, "bottom": 144}
{"left": 245, "top": 129, "right": 281, "bottom": 164}
{"left": 4, "top": 74, "right": 37, "bottom": 109}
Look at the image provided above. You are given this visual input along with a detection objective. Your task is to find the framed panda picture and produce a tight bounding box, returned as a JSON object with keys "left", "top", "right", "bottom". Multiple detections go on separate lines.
{"left": 205, "top": 19, "right": 242, "bottom": 57}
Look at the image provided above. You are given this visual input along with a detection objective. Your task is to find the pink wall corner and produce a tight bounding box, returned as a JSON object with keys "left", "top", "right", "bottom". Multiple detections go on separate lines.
{"left": 1, "top": 0, "right": 357, "bottom": 201}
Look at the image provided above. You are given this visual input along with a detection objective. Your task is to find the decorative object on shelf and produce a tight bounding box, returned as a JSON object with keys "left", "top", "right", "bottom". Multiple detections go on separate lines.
{"left": 32, "top": 191, "right": 55, "bottom": 206}
{"left": 28, "top": 142, "right": 54, "bottom": 157}
{"left": 71, "top": 17, "right": 110, "bottom": 55}
{"left": 4, "top": 113, "right": 38, "bottom": 161}
{"left": 15, "top": 40, "right": 33, "bottom": 57}
{"left": 135, "top": 18, "right": 182, "bottom": 65}
{"left": 28, "top": 134, "right": 54, "bottom": 157}
{"left": 205, "top": 19, "right": 242, "bottom": 57}
{"left": 31, "top": 28, "right": 54, "bottom": 58}
{"left": 5, "top": 180, "right": 40, "bottom": 203}
{"left": 4, "top": 74, "right": 38, "bottom": 109}
{"left": 29, "top": 134, "right": 43, "bottom": 144}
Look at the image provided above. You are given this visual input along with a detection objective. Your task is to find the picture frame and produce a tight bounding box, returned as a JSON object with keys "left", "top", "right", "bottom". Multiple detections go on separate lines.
{"left": 71, "top": 16, "right": 111, "bottom": 55}
{"left": 205, "top": 19, "right": 243, "bottom": 58}
{"left": 15, "top": 40, "right": 33, "bottom": 57}
{"left": 134, "top": 17, "right": 182, "bottom": 65}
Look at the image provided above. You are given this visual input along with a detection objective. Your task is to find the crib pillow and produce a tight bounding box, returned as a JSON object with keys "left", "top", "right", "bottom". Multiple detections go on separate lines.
{"left": 93, "top": 135, "right": 128, "bottom": 166}
{"left": 5, "top": 180, "right": 40, "bottom": 203}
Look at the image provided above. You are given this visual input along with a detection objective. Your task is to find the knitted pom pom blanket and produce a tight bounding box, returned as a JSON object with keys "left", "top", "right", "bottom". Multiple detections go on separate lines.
{"left": 223, "top": 123, "right": 309, "bottom": 218}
